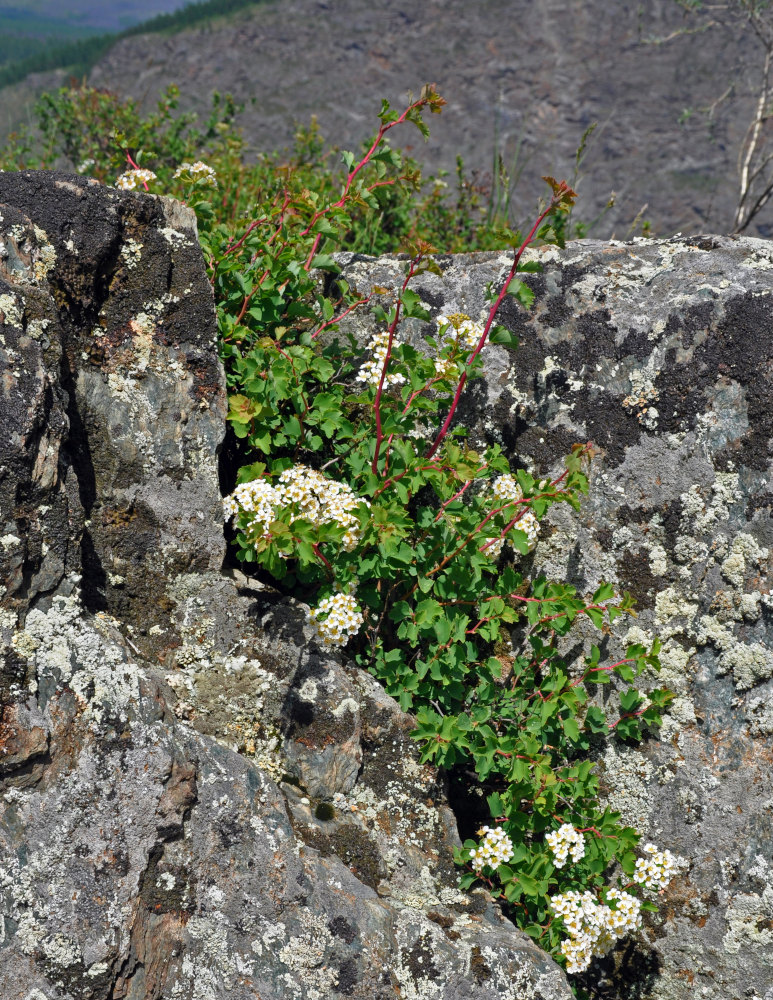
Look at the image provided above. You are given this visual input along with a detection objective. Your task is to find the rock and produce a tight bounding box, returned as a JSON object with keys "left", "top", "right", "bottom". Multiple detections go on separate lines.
{"left": 0, "top": 172, "right": 572, "bottom": 1000}
{"left": 336, "top": 235, "right": 773, "bottom": 999}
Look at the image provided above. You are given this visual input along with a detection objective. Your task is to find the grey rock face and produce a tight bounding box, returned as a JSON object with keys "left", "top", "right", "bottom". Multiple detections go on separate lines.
{"left": 336, "top": 236, "right": 773, "bottom": 999}
{"left": 0, "top": 172, "right": 572, "bottom": 1000}
{"left": 0, "top": 170, "right": 225, "bottom": 660}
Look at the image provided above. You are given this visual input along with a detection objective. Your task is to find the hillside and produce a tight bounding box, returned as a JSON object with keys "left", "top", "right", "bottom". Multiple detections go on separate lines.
{"left": 2, "top": 0, "right": 767, "bottom": 238}
{"left": 0, "top": 1, "right": 192, "bottom": 34}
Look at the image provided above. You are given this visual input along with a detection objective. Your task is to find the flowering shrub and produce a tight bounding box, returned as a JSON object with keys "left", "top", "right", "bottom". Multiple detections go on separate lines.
{"left": 187, "top": 88, "right": 675, "bottom": 979}
{"left": 3, "top": 82, "right": 678, "bottom": 980}
{"left": 180, "top": 88, "right": 675, "bottom": 979}
{"left": 0, "top": 83, "right": 518, "bottom": 254}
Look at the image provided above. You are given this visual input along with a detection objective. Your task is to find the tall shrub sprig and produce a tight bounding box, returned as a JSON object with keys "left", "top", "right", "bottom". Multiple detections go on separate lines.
{"left": 199, "top": 91, "right": 675, "bottom": 976}
{"left": 6, "top": 82, "right": 677, "bottom": 977}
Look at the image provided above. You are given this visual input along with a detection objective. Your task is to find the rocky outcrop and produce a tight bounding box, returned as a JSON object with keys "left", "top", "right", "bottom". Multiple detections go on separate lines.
{"left": 337, "top": 236, "right": 773, "bottom": 1000}
{"left": 4, "top": 169, "right": 773, "bottom": 1000}
{"left": 0, "top": 172, "right": 571, "bottom": 1000}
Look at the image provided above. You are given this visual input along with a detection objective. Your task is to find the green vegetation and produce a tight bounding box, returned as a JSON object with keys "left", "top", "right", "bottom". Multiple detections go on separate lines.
{"left": 0, "top": 82, "right": 675, "bottom": 983}
{"left": 0, "top": 83, "right": 517, "bottom": 252}
{"left": 0, "top": 0, "right": 267, "bottom": 89}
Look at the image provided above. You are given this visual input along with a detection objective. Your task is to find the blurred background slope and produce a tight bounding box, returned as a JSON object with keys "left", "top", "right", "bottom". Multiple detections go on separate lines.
{"left": 0, "top": 0, "right": 767, "bottom": 239}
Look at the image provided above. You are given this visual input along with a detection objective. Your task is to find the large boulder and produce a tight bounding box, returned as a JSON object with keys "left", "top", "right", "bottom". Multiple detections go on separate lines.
{"left": 0, "top": 172, "right": 572, "bottom": 1000}
{"left": 336, "top": 236, "right": 773, "bottom": 1000}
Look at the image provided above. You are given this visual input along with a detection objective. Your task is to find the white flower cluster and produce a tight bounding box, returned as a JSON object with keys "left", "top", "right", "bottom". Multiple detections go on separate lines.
{"left": 114, "top": 168, "right": 157, "bottom": 190}
{"left": 436, "top": 312, "right": 484, "bottom": 350}
{"left": 355, "top": 330, "right": 406, "bottom": 388}
{"left": 546, "top": 823, "right": 586, "bottom": 868}
{"left": 434, "top": 312, "right": 484, "bottom": 377}
{"left": 633, "top": 843, "right": 678, "bottom": 891}
{"left": 174, "top": 160, "right": 218, "bottom": 186}
{"left": 550, "top": 888, "right": 643, "bottom": 974}
{"left": 485, "top": 474, "right": 540, "bottom": 558}
{"left": 307, "top": 592, "right": 364, "bottom": 648}
{"left": 223, "top": 478, "right": 279, "bottom": 535}
{"left": 491, "top": 473, "right": 522, "bottom": 504}
{"left": 223, "top": 465, "right": 370, "bottom": 552}
{"left": 469, "top": 825, "right": 515, "bottom": 870}
{"left": 277, "top": 465, "right": 369, "bottom": 551}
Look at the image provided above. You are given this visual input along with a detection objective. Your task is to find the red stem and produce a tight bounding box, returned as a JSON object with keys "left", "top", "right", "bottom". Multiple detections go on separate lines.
{"left": 300, "top": 94, "right": 435, "bottom": 270}
{"left": 425, "top": 196, "right": 563, "bottom": 461}
{"left": 125, "top": 152, "right": 151, "bottom": 191}
{"left": 371, "top": 255, "right": 423, "bottom": 474}
{"left": 311, "top": 294, "right": 371, "bottom": 340}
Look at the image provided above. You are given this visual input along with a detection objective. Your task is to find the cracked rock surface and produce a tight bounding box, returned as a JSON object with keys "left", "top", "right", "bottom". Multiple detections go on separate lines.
{"left": 337, "top": 237, "right": 773, "bottom": 999}
{"left": 0, "top": 172, "right": 571, "bottom": 1000}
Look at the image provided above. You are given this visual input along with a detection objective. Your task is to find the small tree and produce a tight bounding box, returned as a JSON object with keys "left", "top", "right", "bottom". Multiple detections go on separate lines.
{"left": 651, "top": 1, "right": 773, "bottom": 232}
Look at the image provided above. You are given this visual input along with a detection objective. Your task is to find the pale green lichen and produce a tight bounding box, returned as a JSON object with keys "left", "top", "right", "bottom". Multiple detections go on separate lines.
{"left": 120, "top": 238, "right": 143, "bottom": 270}
{"left": 277, "top": 914, "right": 339, "bottom": 1000}
{"left": 0, "top": 292, "right": 21, "bottom": 326}
{"left": 746, "top": 696, "right": 773, "bottom": 736}
{"left": 26, "top": 318, "right": 51, "bottom": 340}
{"left": 723, "top": 889, "right": 773, "bottom": 954}
{"left": 602, "top": 744, "right": 654, "bottom": 834}
{"left": 12, "top": 595, "right": 142, "bottom": 722}
{"left": 160, "top": 226, "right": 190, "bottom": 249}
{"left": 32, "top": 226, "right": 56, "bottom": 281}
{"left": 720, "top": 533, "right": 768, "bottom": 589}
{"left": 696, "top": 615, "right": 773, "bottom": 690}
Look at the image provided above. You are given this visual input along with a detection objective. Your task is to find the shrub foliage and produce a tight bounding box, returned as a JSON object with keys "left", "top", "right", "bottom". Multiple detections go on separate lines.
{"left": 1, "top": 82, "right": 675, "bottom": 979}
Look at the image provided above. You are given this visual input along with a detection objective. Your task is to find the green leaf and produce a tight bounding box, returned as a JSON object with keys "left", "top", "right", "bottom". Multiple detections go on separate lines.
{"left": 505, "top": 278, "right": 535, "bottom": 310}
{"left": 620, "top": 688, "right": 643, "bottom": 713}
{"left": 592, "top": 582, "right": 616, "bottom": 603}
{"left": 562, "top": 717, "right": 580, "bottom": 742}
{"left": 311, "top": 253, "right": 341, "bottom": 273}
{"left": 584, "top": 706, "right": 608, "bottom": 733}
{"left": 518, "top": 874, "right": 539, "bottom": 897}
{"left": 488, "top": 325, "right": 518, "bottom": 348}
{"left": 487, "top": 792, "right": 504, "bottom": 816}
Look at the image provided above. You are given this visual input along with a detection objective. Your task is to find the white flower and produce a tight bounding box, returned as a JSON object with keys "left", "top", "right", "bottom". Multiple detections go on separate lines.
{"left": 469, "top": 825, "right": 515, "bottom": 870}
{"left": 546, "top": 823, "right": 586, "bottom": 868}
{"left": 355, "top": 329, "right": 406, "bottom": 388}
{"left": 436, "top": 311, "right": 484, "bottom": 352}
{"left": 223, "top": 466, "right": 370, "bottom": 554}
{"left": 114, "top": 168, "right": 157, "bottom": 191}
{"left": 550, "top": 888, "right": 643, "bottom": 974}
{"left": 483, "top": 474, "right": 540, "bottom": 557}
{"left": 174, "top": 160, "right": 217, "bottom": 186}
{"left": 307, "top": 592, "right": 364, "bottom": 648}
{"left": 633, "top": 843, "right": 679, "bottom": 891}
{"left": 491, "top": 474, "right": 523, "bottom": 504}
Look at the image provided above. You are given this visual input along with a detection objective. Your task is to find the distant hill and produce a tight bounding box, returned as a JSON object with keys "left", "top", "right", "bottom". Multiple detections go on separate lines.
{"left": 0, "top": 0, "right": 266, "bottom": 84}
{"left": 2, "top": 0, "right": 768, "bottom": 240}
{"left": 0, "top": 1, "right": 197, "bottom": 35}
